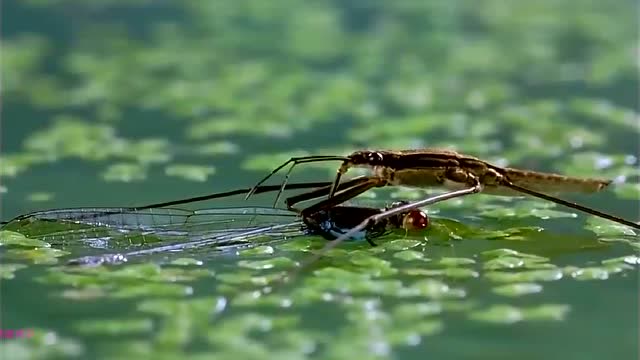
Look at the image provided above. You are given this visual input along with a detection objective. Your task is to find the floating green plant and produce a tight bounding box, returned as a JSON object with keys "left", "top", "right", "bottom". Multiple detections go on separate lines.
{"left": 2, "top": 0, "right": 639, "bottom": 359}
{"left": 164, "top": 164, "right": 216, "bottom": 182}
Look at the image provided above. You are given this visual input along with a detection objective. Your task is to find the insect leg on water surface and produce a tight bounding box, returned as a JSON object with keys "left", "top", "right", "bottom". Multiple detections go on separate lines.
{"left": 245, "top": 155, "right": 351, "bottom": 207}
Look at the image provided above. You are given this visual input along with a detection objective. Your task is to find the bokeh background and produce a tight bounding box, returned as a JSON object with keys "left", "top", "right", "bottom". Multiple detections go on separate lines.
{"left": 1, "top": 1, "right": 639, "bottom": 359}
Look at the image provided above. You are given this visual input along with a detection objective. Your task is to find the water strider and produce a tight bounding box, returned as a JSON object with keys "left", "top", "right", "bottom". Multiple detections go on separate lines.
{"left": 247, "top": 148, "right": 640, "bottom": 275}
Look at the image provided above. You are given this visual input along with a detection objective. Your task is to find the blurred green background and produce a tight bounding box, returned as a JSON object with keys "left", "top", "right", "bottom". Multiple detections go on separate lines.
{"left": 1, "top": 1, "right": 638, "bottom": 359}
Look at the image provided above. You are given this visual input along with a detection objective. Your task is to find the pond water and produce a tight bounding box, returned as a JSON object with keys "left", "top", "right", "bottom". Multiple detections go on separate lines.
{"left": 1, "top": 1, "right": 638, "bottom": 359}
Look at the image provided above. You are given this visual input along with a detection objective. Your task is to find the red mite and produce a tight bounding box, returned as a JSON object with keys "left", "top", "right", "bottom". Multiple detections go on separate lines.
{"left": 402, "top": 209, "right": 429, "bottom": 231}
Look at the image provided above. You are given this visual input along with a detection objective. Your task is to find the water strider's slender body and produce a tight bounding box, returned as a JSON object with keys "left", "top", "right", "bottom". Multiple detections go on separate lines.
{"left": 335, "top": 149, "right": 610, "bottom": 196}
{"left": 247, "top": 149, "right": 640, "bottom": 219}
{"left": 249, "top": 148, "right": 639, "bottom": 234}
{"left": 331, "top": 149, "right": 640, "bottom": 227}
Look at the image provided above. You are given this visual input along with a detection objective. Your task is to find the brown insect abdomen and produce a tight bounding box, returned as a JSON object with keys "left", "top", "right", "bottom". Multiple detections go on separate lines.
{"left": 501, "top": 168, "right": 611, "bottom": 195}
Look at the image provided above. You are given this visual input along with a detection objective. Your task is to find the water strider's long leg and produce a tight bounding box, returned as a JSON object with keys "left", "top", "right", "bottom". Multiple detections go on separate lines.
{"left": 502, "top": 180, "right": 640, "bottom": 230}
{"left": 285, "top": 176, "right": 381, "bottom": 210}
{"left": 146, "top": 176, "right": 371, "bottom": 213}
{"left": 328, "top": 169, "right": 345, "bottom": 199}
{"left": 270, "top": 157, "right": 355, "bottom": 208}
{"left": 1, "top": 182, "right": 337, "bottom": 226}
{"left": 296, "top": 177, "right": 386, "bottom": 215}
{"left": 135, "top": 181, "right": 334, "bottom": 210}
{"left": 245, "top": 156, "right": 348, "bottom": 202}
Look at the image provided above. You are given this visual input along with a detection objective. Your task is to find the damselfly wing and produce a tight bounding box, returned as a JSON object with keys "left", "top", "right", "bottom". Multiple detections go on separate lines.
{"left": 1, "top": 207, "right": 309, "bottom": 265}
{"left": 0, "top": 204, "right": 429, "bottom": 266}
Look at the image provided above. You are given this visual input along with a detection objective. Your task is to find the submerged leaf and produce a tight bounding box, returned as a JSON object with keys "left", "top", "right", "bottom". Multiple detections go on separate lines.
{"left": 0, "top": 230, "right": 51, "bottom": 248}
{"left": 585, "top": 217, "right": 637, "bottom": 236}
{"left": 484, "top": 269, "right": 563, "bottom": 283}
{"left": 0, "top": 263, "right": 27, "bottom": 279}
{"left": 6, "top": 247, "right": 69, "bottom": 264}
{"left": 492, "top": 283, "right": 543, "bottom": 297}
{"left": 393, "top": 250, "right": 426, "bottom": 261}
{"left": 601, "top": 255, "right": 640, "bottom": 266}
{"left": 170, "top": 258, "right": 204, "bottom": 266}
{"left": 27, "top": 192, "right": 54, "bottom": 202}
{"left": 438, "top": 257, "right": 476, "bottom": 267}
{"left": 74, "top": 318, "right": 153, "bottom": 336}
{"left": 613, "top": 183, "right": 640, "bottom": 200}
{"left": 468, "top": 305, "right": 524, "bottom": 324}
{"left": 165, "top": 164, "right": 216, "bottom": 182}
{"left": 102, "top": 163, "right": 147, "bottom": 182}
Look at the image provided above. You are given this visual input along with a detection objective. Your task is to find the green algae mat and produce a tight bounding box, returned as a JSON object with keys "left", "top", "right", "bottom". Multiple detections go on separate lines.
{"left": 1, "top": 1, "right": 638, "bottom": 359}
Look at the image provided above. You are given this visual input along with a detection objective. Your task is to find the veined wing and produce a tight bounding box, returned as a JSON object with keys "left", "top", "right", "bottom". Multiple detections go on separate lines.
{"left": 1, "top": 207, "right": 307, "bottom": 265}
{"left": 2, "top": 206, "right": 300, "bottom": 241}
